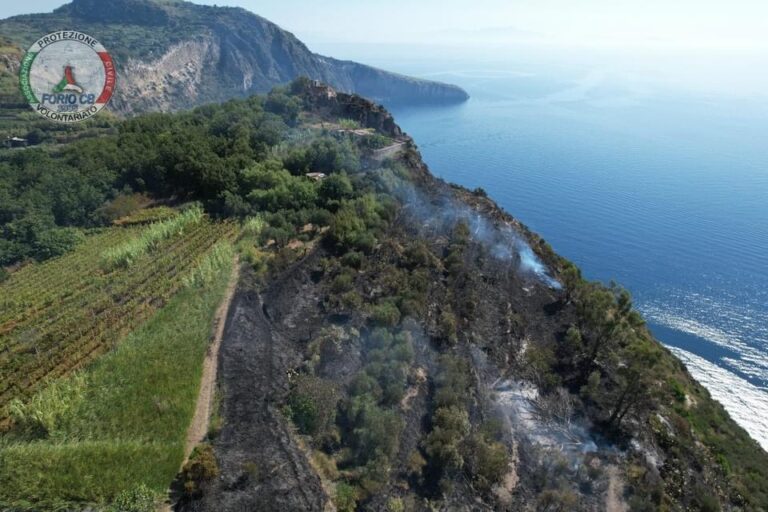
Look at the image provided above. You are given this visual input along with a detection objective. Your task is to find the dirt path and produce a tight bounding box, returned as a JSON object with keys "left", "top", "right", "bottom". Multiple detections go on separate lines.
{"left": 606, "top": 465, "right": 628, "bottom": 512}
{"left": 182, "top": 255, "right": 241, "bottom": 461}
{"left": 178, "top": 268, "right": 327, "bottom": 512}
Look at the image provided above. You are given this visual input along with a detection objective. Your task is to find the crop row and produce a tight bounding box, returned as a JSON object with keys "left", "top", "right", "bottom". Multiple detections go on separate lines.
{"left": 0, "top": 219, "right": 237, "bottom": 422}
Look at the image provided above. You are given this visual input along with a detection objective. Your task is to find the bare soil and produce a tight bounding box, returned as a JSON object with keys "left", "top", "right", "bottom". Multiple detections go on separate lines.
{"left": 183, "top": 256, "right": 240, "bottom": 461}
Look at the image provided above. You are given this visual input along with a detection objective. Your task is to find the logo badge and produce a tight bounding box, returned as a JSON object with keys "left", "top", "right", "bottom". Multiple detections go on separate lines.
{"left": 19, "top": 31, "right": 116, "bottom": 123}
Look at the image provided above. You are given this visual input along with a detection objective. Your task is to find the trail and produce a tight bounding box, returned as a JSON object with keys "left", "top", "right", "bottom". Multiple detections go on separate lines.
{"left": 605, "top": 465, "right": 628, "bottom": 512}
{"left": 183, "top": 255, "right": 240, "bottom": 460}
{"left": 178, "top": 265, "right": 327, "bottom": 511}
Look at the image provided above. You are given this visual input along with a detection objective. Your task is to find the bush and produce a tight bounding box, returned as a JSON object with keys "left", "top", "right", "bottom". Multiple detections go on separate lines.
{"left": 403, "top": 241, "right": 434, "bottom": 269}
{"left": 464, "top": 433, "right": 509, "bottom": 491}
{"left": 110, "top": 484, "right": 157, "bottom": 512}
{"left": 96, "top": 193, "right": 148, "bottom": 223}
{"left": 33, "top": 228, "right": 85, "bottom": 260}
{"left": 181, "top": 444, "right": 219, "bottom": 499}
{"left": 425, "top": 406, "right": 470, "bottom": 471}
{"left": 387, "top": 497, "right": 405, "bottom": 512}
{"left": 287, "top": 375, "right": 340, "bottom": 441}
{"left": 319, "top": 173, "right": 353, "bottom": 205}
{"left": 0, "top": 239, "right": 28, "bottom": 266}
{"left": 340, "top": 290, "right": 363, "bottom": 310}
{"left": 331, "top": 272, "right": 355, "bottom": 294}
{"left": 437, "top": 310, "right": 458, "bottom": 345}
{"left": 335, "top": 482, "right": 358, "bottom": 512}
{"left": 346, "top": 396, "right": 403, "bottom": 465}
{"left": 288, "top": 393, "right": 319, "bottom": 435}
{"left": 371, "top": 301, "right": 401, "bottom": 327}
{"left": 341, "top": 251, "right": 363, "bottom": 269}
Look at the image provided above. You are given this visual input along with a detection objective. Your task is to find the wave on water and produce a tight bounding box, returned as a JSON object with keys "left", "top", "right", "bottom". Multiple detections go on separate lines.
{"left": 640, "top": 291, "right": 768, "bottom": 390}
{"left": 668, "top": 347, "right": 768, "bottom": 452}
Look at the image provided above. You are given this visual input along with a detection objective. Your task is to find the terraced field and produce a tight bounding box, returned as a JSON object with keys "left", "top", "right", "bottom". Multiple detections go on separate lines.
{"left": 0, "top": 210, "right": 237, "bottom": 422}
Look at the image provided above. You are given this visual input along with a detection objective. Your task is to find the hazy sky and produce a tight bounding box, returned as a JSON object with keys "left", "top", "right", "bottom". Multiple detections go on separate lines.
{"left": 3, "top": 0, "right": 768, "bottom": 52}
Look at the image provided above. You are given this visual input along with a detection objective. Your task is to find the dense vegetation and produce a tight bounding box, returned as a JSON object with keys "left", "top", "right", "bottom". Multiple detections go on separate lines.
{"left": 0, "top": 210, "right": 236, "bottom": 422}
{"left": 0, "top": 83, "right": 367, "bottom": 267}
{"left": 0, "top": 250, "right": 234, "bottom": 509}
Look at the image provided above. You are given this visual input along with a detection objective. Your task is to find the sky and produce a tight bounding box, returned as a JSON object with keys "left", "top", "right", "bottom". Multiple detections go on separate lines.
{"left": 3, "top": 0, "right": 768, "bottom": 52}
{"left": 4, "top": 0, "right": 768, "bottom": 98}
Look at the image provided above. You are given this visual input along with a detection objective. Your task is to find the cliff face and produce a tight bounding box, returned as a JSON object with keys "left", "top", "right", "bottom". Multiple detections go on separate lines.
{"left": 0, "top": 0, "right": 469, "bottom": 115}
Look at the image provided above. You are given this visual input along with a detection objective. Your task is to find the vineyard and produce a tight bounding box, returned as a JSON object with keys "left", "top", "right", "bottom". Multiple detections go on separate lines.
{"left": 0, "top": 210, "right": 237, "bottom": 423}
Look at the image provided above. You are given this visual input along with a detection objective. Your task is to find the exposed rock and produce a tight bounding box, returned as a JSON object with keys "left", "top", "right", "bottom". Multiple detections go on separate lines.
{"left": 0, "top": 0, "right": 469, "bottom": 115}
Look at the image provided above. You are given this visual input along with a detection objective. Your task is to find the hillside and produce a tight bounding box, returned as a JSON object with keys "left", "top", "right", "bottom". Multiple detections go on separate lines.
{"left": 0, "top": 80, "right": 767, "bottom": 511}
{"left": 0, "top": 0, "right": 468, "bottom": 118}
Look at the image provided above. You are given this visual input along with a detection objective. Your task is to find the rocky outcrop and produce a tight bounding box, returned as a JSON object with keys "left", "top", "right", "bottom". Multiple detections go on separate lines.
{"left": 298, "top": 80, "right": 404, "bottom": 138}
{"left": 110, "top": 38, "right": 219, "bottom": 115}
{"left": 0, "top": 0, "right": 469, "bottom": 115}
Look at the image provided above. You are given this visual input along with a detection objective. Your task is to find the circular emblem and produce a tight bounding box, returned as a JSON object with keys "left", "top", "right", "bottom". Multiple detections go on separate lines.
{"left": 19, "top": 31, "right": 116, "bottom": 123}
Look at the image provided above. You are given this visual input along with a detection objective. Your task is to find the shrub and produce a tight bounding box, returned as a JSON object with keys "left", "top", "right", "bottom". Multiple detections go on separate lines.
{"left": 346, "top": 396, "right": 403, "bottom": 465}
{"left": 424, "top": 406, "right": 470, "bottom": 471}
{"left": 341, "top": 251, "right": 363, "bottom": 269}
{"left": 319, "top": 173, "right": 353, "bottom": 205}
{"left": 331, "top": 272, "right": 355, "bottom": 294}
{"left": 371, "top": 301, "right": 401, "bottom": 327}
{"left": 437, "top": 310, "right": 458, "bottom": 345}
{"left": 335, "top": 482, "right": 358, "bottom": 512}
{"left": 110, "top": 484, "right": 157, "bottom": 512}
{"left": 340, "top": 290, "right": 363, "bottom": 310}
{"left": 288, "top": 393, "right": 319, "bottom": 435}
{"left": 241, "top": 215, "right": 266, "bottom": 238}
{"left": 526, "top": 343, "right": 560, "bottom": 392}
{"left": 181, "top": 443, "right": 219, "bottom": 499}
{"left": 338, "top": 118, "right": 360, "bottom": 130}
{"left": 287, "top": 376, "right": 340, "bottom": 441}
{"left": 407, "top": 450, "right": 427, "bottom": 476}
{"left": 387, "top": 497, "right": 405, "bottom": 512}
{"left": 403, "top": 241, "right": 434, "bottom": 269}
{"left": 97, "top": 193, "right": 149, "bottom": 223}
{"left": 33, "top": 228, "right": 85, "bottom": 260}
{"left": 464, "top": 433, "right": 509, "bottom": 491}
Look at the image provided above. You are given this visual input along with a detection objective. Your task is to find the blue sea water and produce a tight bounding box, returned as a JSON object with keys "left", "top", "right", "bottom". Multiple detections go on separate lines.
{"left": 317, "top": 45, "right": 768, "bottom": 448}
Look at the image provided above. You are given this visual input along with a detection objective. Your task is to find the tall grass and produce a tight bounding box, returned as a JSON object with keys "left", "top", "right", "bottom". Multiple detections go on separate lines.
{"left": 241, "top": 215, "right": 266, "bottom": 238}
{"left": 237, "top": 215, "right": 268, "bottom": 271}
{"left": 0, "top": 255, "right": 234, "bottom": 510}
{"left": 8, "top": 373, "right": 87, "bottom": 438}
{"left": 102, "top": 206, "right": 203, "bottom": 269}
{"left": 183, "top": 241, "right": 234, "bottom": 288}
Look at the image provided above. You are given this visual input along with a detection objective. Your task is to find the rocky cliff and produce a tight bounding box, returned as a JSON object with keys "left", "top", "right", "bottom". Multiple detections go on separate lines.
{"left": 0, "top": 0, "right": 469, "bottom": 115}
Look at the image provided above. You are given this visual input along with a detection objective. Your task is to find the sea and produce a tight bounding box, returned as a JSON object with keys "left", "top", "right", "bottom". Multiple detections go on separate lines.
{"left": 316, "top": 42, "right": 768, "bottom": 450}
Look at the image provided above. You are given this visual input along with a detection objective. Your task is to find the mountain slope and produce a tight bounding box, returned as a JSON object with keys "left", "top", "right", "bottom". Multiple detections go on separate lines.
{"left": 0, "top": 0, "right": 469, "bottom": 115}
{"left": 1, "top": 80, "right": 767, "bottom": 511}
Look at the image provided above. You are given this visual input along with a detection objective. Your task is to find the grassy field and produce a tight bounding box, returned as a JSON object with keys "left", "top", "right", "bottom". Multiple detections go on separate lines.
{"left": 0, "top": 211, "right": 237, "bottom": 420}
{"left": 0, "top": 243, "right": 235, "bottom": 510}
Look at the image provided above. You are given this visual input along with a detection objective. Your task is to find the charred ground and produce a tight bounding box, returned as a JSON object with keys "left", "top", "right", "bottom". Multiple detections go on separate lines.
{"left": 175, "top": 81, "right": 768, "bottom": 512}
